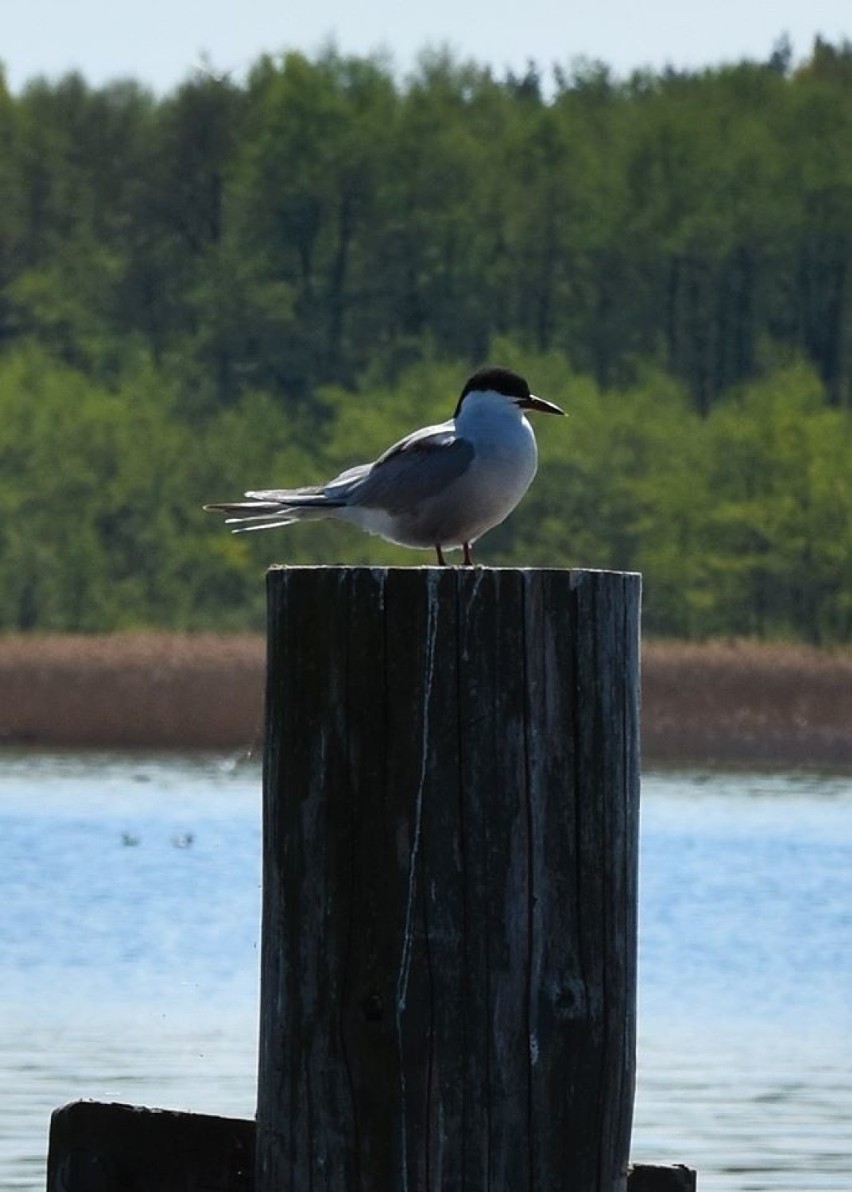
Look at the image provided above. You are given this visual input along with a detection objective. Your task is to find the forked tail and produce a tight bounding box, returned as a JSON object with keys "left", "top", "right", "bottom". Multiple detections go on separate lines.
{"left": 204, "top": 492, "right": 345, "bottom": 534}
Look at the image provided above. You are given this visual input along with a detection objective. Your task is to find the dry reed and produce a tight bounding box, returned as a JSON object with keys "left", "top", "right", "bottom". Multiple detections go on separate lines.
{"left": 0, "top": 633, "right": 849, "bottom": 767}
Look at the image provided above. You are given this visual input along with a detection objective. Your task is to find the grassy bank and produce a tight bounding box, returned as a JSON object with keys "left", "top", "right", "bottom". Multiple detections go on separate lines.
{"left": 0, "top": 633, "right": 850, "bottom": 769}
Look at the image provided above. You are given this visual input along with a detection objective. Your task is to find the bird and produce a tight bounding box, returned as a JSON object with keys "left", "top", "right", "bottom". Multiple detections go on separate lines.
{"left": 204, "top": 366, "right": 564, "bottom": 565}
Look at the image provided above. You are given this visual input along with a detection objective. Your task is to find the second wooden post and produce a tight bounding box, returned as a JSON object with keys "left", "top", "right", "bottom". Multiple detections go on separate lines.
{"left": 257, "top": 565, "right": 641, "bottom": 1192}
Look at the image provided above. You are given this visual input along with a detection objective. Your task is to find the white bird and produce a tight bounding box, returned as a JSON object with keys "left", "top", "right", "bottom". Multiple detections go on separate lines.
{"left": 204, "top": 366, "right": 564, "bottom": 565}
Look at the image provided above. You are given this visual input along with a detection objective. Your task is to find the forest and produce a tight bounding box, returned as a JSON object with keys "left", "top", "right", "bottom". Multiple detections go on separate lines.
{"left": 0, "top": 37, "right": 850, "bottom": 641}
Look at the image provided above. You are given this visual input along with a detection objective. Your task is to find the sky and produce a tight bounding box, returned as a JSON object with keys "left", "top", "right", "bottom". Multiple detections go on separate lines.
{"left": 2, "top": 0, "right": 850, "bottom": 95}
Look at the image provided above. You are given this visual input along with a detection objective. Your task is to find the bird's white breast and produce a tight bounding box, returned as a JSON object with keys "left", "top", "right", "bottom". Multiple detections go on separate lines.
{"left": 432, "top": 395, "right": 539, "bottom": 543}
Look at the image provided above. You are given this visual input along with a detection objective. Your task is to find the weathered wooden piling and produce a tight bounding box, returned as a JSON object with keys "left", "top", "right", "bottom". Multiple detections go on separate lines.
{"left": 45, "top": 1102, "right": 694, "bottom": 1191}
{"left": 256, "top": 565, "right": 641, "bottom": 1191}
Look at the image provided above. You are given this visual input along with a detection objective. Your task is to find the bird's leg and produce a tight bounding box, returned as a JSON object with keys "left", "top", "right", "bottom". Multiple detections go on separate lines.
{"left": 435, "top": 545, "right": 447, "bottom": 566}
{"left": 463, "top": 542, "right": 473, "bottom": 565}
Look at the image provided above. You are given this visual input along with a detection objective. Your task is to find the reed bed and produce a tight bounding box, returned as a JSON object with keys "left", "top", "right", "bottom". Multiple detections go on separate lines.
{"left": 0, "top": 633, "right": 849, "bottom": 767}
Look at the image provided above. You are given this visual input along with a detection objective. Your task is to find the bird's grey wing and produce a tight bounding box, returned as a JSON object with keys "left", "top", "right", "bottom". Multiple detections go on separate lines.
{"left": 320, "top": 461, "right": 376, "bottom": 496}
{"left": 347, "top": 428, "right": 474, "bottom": 514}
{"left": 245, "top": 463, "right": 373, "bottom": 504}
{"left": 243, "top": 483, "right": 324, "bottom": 501}
{"left": 243, "top": 421, "right": 469, "bottom": 511}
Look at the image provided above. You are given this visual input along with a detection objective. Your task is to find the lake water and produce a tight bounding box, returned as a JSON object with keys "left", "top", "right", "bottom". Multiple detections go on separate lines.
{"left": 1, "top": 753, "right": 850, "bottom": 1191}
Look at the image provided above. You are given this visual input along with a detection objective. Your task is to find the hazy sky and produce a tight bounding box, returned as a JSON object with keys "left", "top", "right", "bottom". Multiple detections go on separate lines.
{"left": 3, "top": 0, "right": 850, "bottom": 94}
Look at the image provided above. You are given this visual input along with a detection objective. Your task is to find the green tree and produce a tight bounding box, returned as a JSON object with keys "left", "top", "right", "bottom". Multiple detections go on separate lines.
{"left": 703, "top": 364, "right": 852, "bottom": 640}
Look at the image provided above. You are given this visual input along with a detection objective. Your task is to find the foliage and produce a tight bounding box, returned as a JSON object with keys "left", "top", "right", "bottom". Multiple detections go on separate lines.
{"left": 0, "top": 340, "right": 849, "bottom": 641}
{"left": 1, "top": 44, "right": 851, "bottom": 640}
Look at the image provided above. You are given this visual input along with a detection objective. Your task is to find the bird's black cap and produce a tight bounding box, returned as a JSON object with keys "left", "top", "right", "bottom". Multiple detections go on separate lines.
{"left": 454, "top": 366, "right": 530, "bottom": 416}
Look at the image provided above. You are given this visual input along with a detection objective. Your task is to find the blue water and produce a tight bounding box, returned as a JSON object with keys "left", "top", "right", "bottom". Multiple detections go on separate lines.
{"left": 1, "top": 753, "right": 850, "bottom": 1191}
{"left": 634, "top": 772, "right": 852, "bottom": 1190}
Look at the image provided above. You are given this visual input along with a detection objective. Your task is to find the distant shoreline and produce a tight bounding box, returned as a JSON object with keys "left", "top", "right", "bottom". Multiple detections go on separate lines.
{"left": 0, "top": 633, "right": 850, "bottom": 770}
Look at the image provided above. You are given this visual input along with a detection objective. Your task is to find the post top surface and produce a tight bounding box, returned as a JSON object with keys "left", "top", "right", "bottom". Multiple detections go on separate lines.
{"left": 266, "top": 564, "right": 642, "bottom": 579}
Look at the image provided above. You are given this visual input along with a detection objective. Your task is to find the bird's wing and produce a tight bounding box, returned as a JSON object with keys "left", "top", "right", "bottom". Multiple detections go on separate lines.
{"left": 321, "top": 462, "right": 376, "bottom": 495}
{"left": 244, "top": 483, "right": 325, "bottom": 501}
{"left": 346, "top": 424, "right": 474, "bottom": 514}
{"left": 241, "top": 462, "right": 374, "bottom": 509}
{"left": 241, "top": 420, "right": 471, "bottom": 512}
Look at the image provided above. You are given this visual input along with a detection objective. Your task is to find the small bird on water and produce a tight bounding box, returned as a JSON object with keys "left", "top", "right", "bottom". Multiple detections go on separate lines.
{"left": 204, "top": 366, "right": 564, "bottom": 565}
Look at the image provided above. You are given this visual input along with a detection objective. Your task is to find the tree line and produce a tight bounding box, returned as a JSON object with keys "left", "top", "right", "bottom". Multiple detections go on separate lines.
{"left": 0, "top": 41, "right": 850, "bottom": 640}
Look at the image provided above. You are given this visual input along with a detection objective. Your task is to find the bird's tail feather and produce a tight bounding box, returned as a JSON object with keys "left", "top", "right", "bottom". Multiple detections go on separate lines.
{"left": 204, "top": 496, "right": 345, "bottom": 534}
{"left": 230, "top": 518, "right": 301, "bottom": 534}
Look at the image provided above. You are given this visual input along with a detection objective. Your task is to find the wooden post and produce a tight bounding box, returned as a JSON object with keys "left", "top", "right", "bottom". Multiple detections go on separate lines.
{"left": 257, "top": 566, "right": 641, "bottom": 1192}
{"left": 47, "top": 1101, "right": 255, "bottom": 1191}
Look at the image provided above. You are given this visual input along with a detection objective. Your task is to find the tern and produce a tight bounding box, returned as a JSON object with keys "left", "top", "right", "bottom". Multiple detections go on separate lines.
{"left": 204, "top": 366, "right": 564, "bottom": 565}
